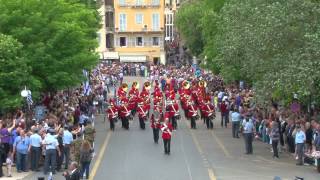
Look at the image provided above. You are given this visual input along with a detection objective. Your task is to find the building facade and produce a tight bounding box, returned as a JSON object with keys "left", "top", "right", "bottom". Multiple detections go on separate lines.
{"left": 97, "top": 0, "right": 166, "bottom": 65}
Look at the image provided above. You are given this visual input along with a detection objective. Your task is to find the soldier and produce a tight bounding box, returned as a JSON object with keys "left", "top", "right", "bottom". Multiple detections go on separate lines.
{"left": 117, "top": 83, "right": 128, "bottom": 99}
{"left": 187, "top": 100, "right": 198, "bottom": 129}
{"left": 106, "top": 99, "right": 118, "bottom": 131}
{"left": 118, "top": 98, "right": 131, "bottom": 130}
{"left": 167, "top": 97, "right": 180, "bottom": 130}
{"left": 128, "top": 81, "right": 139, "bottom": 116}
{"left": 140, "top": 82, "right": 151, "bottom": 115}
{"left": 200, "top": 97, "right": 215, "bottom": 129}
{"left": 160, "top": 114, "right": 173, "bottom": 155}
{"left": 137, "top": 98, "right": 148, "bottom": 130}
{"left": 150, "top": 109, "right": 162, "bottom": 144}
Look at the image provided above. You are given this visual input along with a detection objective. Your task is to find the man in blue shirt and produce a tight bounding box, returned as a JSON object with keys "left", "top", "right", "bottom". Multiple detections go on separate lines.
{"left": 242, "top": 115, "right": 254, "bottom": 154}
{"left": 43, "top": 128, "right": 60, "bottom": 175}
{"left": 231, "top": 109, "right": 241, "bottom": 138}
{"left": 29, "top": 128, "right": 42, "bottom": 171}
{"left": 13, "top": 130, "right": 30, "bottom": 172}
{"left": 295, "top": 125, "right": 306, "bottom": 165}
{"left": 62, "top": 126, "right": 73, "bottom": 170}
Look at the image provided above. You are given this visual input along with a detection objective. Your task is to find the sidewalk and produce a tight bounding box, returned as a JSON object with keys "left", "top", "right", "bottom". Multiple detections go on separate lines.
{"left": 0, "top": 165, "right": 32, "bottom": 180}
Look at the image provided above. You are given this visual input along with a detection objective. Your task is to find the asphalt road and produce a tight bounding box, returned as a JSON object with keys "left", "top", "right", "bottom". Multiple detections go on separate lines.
{"left": 27, "top": 76, "right": 320, "bottom": 180}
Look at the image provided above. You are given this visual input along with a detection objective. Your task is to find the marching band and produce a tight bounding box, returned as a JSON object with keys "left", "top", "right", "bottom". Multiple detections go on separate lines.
{"left": 105, "top": 79, "right": 216, "bottom": 155}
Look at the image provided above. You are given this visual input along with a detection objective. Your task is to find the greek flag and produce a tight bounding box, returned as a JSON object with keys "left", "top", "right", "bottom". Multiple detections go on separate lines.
{"left": 83, "top": 69, "right": 91, "bottom": 96}
{"left": 27, "top": 92, "right": 33, "bottom": 105}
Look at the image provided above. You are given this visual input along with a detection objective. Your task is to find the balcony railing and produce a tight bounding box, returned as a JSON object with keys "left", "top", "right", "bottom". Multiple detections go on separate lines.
{"left": 118, "top": 3, "right": 160, "bottom": 8}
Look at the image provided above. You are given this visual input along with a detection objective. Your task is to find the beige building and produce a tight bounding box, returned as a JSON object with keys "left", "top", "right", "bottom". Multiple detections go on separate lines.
{"left": 97, "top": 0, "right": 167, "bottom": 64}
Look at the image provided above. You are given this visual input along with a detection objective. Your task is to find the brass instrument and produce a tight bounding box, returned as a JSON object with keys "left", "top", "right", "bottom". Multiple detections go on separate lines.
{"left": 199, "top": 80, "right": 207, "bottom": 88}
{"left": 183, "top": 80, "right": 190, "bottom": 89}
{"left": 121, "top": 83, "right": 128, "bottom": 92}
{"left": 132, "top": 81, "right": 139, "bottom": 89}
{"left": 144, "top": 81, "right": 151, "bottom": 90}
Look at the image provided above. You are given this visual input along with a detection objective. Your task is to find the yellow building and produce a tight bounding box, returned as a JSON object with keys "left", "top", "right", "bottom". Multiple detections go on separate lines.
{"left": 97, "top": 0, "right": 168, "bottom": 64}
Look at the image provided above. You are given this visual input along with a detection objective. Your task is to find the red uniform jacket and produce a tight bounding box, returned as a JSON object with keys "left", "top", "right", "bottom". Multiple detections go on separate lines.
{"left": 150, "top": 114, "right": 162, "bottom": 129}
{"left": 200, "top": 104, "right": 215, "bottom": 118}
{"left": 106, "top": 106, "right": 118, "bottom": 121}
{"left": 187, "top": 104, "right": 198, "bottom": 118}
{"left": 137, "top": 105, "right": 148, "bottom": 118}
{"left": 128, "top": 88, "right": 139, "bottom": 110}
{"left": 117, "top": 88, "right": 127, "bottom": 99}
{"left": 161, "top": 123, "right": 173, "bottom": 139}
{"left": 140, "top": 90, "right": 150, "bottom": 110}
{"left": 220, "top": 103, "right": 227, "bottom": 113}
{"left": 154, "top": 103, "right": 163, "bottom": 114}
{"left": 168, "top": 103, "right": 179, "bottom": 118}
{"left": 118, "top": 105, "right": 131, "bottom": 118}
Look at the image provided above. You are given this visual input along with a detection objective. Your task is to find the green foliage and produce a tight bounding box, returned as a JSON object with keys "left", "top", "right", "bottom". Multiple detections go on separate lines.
{"left": 215, "top": 0, "right": 320, "bottom": 106}
{"left": 0, "top": 34, "right": 38, "bottom": 111}
{"left": 0, "top": 0, "right": 100, "bottom": 94}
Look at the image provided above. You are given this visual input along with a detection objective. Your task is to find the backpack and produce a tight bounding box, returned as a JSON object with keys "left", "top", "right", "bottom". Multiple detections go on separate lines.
{"left": 80, "top": 149, "right": 92, "bottom": 162}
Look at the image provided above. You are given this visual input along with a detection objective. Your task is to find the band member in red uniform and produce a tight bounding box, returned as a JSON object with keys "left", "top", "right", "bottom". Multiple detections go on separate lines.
{"left": 137, "top": 98, "right": 148, "bottom": 130}
{"left": 200, "top": 97, "right": 215, "bottom": 129}
{"left": 106, "top": 99, "right": 118, "bottom": 131}
{"left": 161, "top": 114, "right": 173, "bottom": 155}
{"left": 150, "top": 109, "right": 162, "bottom": 144}
{"left": 140, "top": 82, "right": 151, "bottom": 115}
{"left": 118, "top": 98, "right": 131, "bottom": 130}
{"left": 187, "top": 100, "right": 198, "bottom": 129}
{"left": 128, "top": 81, "right": 139, "bottom": 116}
{"left": 167, "top": 97, "right": 180, "bottom": 130}
{"left": 118, "top": 83, "right": 128, "bottom": 99}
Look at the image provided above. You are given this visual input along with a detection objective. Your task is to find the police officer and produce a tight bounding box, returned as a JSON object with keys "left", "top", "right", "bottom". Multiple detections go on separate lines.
{"left": 43, "top": 128, "right": 61, "bottom": 175}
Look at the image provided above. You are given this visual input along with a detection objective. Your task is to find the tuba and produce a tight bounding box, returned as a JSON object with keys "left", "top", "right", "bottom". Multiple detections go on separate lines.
{"left": 121, "top": 83, "right": 128, "bottom": 92}
{"left": 132, "top": 81, "right": 139, "bottom": 89}
{"left": 199, "top": 80, "right": 207, "bottom": 88}
{"left": 183, "top": 80, "right": 190, "bottom": 89}
{"left": 144, "top": 81, "right": 151, "bottom": 90}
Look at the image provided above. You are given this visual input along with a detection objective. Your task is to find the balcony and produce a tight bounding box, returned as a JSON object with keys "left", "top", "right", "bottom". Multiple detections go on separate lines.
{"left": 118, "top": 3, "right": 160, "bottom": 8}
{"left": 115, "top": 27, "right": 164, "bottom": 34}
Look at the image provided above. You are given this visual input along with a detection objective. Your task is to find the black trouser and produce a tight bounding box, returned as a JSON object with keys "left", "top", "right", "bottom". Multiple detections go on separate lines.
{"left": 296, "top": 143, "right": 304, "bottom": 165}
{"left": 191, "top": 116, "right": 197, "bottom": 129}
{"left": 63, "top": 145, "right": 71, "bottom": 169}
{"left": 163, "top": 139, "right": 171, "bottom": 154}
{"left": 139, "top": 117, "right": 146, "bottom": 130}
{"left": 56, "top": 146, "right": 63, "bottom": 171}
{"left": 44, "top": 149, "right": 57, "bottom": 174}
{"left": 0, "top": 147, "right": 3, "bottom": 177}
{"left": 171, "top": 116, "right": 178, "bottom": 130}
{"left": 272, "top": 140, "right": 279, "bottom": 158}
{"left": 30, "top": 146, "right": 41, "bottom": 171}
{"left": 110, "top": 119, "right": 115, "bottom": 131}
{"left": 205, "top": 117, "right": 213, "bottom": 129}
{"left": 153, "top": 128, "right": 159, "bottom": 143}
{"left": 232, "top": 121, "right": 240, "bottom": 138}
{"left": 287, "top": 136, "right": 295, "bottom": 153}
{"left": 221, "top": 112, "right": 228, "bottom": 127}
{"left": 244, "top": 133, "right": 253, "bottom": 154}
{"left": 122, "top": 117, "right": 129, "bottom": 129}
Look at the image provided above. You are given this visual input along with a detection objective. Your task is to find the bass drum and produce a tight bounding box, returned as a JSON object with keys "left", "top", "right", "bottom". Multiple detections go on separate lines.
{"left": 174, "top": 114, "right": 181, "bottom": 120}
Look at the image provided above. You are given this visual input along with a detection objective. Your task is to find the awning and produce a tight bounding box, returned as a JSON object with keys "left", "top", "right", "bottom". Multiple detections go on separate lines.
{"left": 120, "top": 55, "right": 147, "bottom": 62}
{"left": 103, "top": 52, "right": 119, "bottom": 60}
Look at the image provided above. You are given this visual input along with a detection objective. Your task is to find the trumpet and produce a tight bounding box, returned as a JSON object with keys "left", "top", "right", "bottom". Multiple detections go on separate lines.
{"left": 132, "top": 81, "right": 139, "bottom": 89}
{"left": 183, "top": 80, "right": 190, "bottom": 89}
{"left": 144, "top": 81, "right": 151, "bottom": 90}
{"left": 199, "top": 80, "right": 207, "bottom": 88}
{"left": 121, "top": 83, "right": 128, "bottom": 92}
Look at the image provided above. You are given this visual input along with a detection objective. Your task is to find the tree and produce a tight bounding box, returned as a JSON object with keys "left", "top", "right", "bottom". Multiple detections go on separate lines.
{"left": 176, "top": 1, "right": 205, "bottom": 56}
{"left": 0, "top": 34, "right": 40, "bottom": 112}
{"left": 215, "top": 0, "right": 320, "bottom": 106}
{"left": 0, "top": 0, "right": 100, "bottom": 93}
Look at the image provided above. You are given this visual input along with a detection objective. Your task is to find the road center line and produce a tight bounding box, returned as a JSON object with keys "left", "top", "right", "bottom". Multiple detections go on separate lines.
{"left": 179, "top": 129, "right": 194, "bottom": 180}
{"left": 210, "top": 131, "right": 232, "bottom": 158}
{"left": 208, "top": 168, "right": 217, "bottom": 180}
{"left": 89, "top": 131, "right": 112, "bottom": 180}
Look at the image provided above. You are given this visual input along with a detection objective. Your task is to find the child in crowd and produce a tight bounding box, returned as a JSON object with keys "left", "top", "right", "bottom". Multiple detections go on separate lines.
{"left": 6, "top": 151, "right": 13, "bottom": 177}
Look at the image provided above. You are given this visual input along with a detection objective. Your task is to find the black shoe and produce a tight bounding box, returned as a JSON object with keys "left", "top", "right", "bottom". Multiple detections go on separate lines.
{"left": 296, "top": 163, "right": 303, "bottom": 166}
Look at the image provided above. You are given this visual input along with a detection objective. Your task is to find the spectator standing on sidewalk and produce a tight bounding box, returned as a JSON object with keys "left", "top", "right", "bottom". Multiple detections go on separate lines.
{"left": 231, "top": 109, "right": 241, "bottom": 138}
{"left": 295, "top": 125, "right": 306, "bottom": 166}
{"left": 79, "top": 140, "right": 93, "bottom": 179}
{"left": 243, "top": 115, "right": 254, "bottom": 155}
{"left": 63, "top": 125, "right": 73, "bottom": 170}
{"left": 29, "top": 128, "right": 42, "bottom": 171}
{"left": 43, "top": 128, "right": 61, "bottom": 175}
{"left": 63, "top": 161, "right": 81, "bottom": 180}
{"left": 270, "top": 121, "right": 280, "bottom": 158}
{"left": 13, "top": 129, "right": 30, "bottom": 172}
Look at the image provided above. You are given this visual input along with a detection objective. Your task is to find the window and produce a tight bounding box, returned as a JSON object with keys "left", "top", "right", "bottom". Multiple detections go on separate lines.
{"left": 152, "top": 37, "right": 159, "bottom": 46}
{"left": 120, "top": 37, "right": 127, "bottom": 47}
{"left": 152, "top": 13, "right": 160, "bottom": 31}
{"left": 136, "top": 37, "right": 143, "bottom": 46}
{"left": 119, "top": 14, "right": 127, "bottom": 31}
{"left": 152, "top": 0, "right": 160, "bottom": 5}
{"left": 136, "top": 14, "right": 143, "bottom": 25}
{"left": 119, "top": 0, "right": 126, "bottom": 6}
{"left": 136, "top": 0, "right": 143, "bottom": 5}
